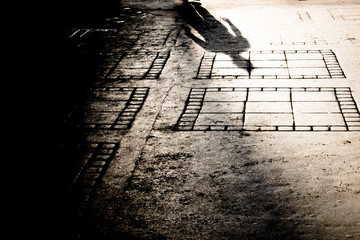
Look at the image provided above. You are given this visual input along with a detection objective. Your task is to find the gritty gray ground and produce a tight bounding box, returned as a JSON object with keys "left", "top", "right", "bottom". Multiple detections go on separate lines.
{"left": 53, "top": 0, "right": 360, "bottom": 239}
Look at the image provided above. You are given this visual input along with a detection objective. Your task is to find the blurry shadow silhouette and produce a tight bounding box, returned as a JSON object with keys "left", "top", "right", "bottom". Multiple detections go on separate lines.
{"left": 182, "top": 2, "right": 253, "bottom": 76}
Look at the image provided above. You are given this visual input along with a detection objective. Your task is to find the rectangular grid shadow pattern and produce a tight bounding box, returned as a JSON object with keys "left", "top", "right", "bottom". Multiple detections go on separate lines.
{"left": 107, "top": 51, "right": 170, "bottom": 80}
{"left": 328, "top": 9, "right": 360, "bottom": 21}
{"left": 175, "top": 87, "right": 360, "bottom": 131}
{"left": 69, "top": 142, "right": 120, "bottom": 211}
{"left": 73, "top": 87, "right": 149, "bottom": 130}
{"left": 197, "top": 50, "right": 345, "bottom": 79}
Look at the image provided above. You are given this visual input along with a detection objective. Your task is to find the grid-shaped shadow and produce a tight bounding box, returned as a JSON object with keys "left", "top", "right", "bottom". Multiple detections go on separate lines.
{"left": 68, "top": 27, "right": 179, "bottom": 80}
{"left": 175, "top": 87, "right": 360, "bottom": 131}
{"left": 328, "top": 9, "right": 360, "bottom": 20}
{"left": 106, "top": 51, "right": 170, "bottom": 80}
{"left": 72, "top": 87, "right": 149, "bottom": 130}
{"left": 197, "top": 50, "right": 345, "bottom": 79}
{"left": 68, "top": 142, "right": 120, "bottom": 211}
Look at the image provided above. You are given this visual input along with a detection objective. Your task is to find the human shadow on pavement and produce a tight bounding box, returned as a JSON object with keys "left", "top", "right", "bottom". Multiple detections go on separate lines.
{"left": 181, "top": 2, "right": 253, "bottom": 76}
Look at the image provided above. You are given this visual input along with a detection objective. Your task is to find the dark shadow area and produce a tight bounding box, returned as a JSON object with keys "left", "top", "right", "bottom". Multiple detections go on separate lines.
{"left": 181, "top": 2, "right": 253, "bottom": 75}
{"left": 12, "top": 1, "right": 122, "bottom": 239}
{"left": 217, "top": 161, "right": 305, "bottom": 240}
{"left": 18, "top": 0, "right": 123, "bottom": 141}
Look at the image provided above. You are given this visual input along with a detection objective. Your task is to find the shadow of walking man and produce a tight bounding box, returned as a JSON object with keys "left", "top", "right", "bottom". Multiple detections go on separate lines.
{"left": 182, "top": 2, "right": 253, "bottom": 76}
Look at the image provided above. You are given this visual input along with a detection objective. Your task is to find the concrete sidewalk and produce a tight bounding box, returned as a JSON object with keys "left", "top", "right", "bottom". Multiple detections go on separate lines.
{"left": 48, "top": 0, "right": 360, "bottom": 239}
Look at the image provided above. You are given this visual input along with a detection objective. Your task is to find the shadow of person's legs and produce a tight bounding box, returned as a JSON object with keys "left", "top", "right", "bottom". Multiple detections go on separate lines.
{"left": 181, "top": 3, "right": 253, "bottom": 76}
